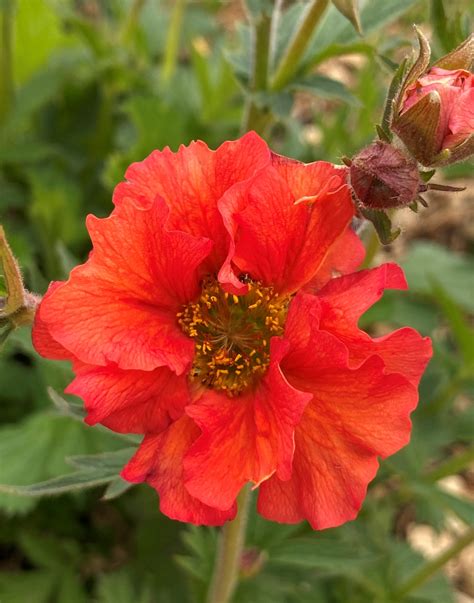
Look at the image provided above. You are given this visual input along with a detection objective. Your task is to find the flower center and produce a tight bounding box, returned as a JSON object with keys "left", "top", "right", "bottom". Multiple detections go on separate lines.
{"left": 178, "top": 276, "right": 289, "bottom": 396}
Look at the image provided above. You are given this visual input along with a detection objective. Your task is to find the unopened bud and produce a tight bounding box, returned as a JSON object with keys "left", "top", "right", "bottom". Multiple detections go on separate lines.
{"left": 391, "top": 31, "right": 474, "bottom": 166}
{"left": 349, "top": 140, "right": 422, "bottom": 210}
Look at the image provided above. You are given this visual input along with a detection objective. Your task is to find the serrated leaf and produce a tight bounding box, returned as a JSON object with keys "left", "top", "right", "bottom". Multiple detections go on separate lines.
{"left": 0, "top": 412, "right": 122, "bottom": 514}
{"left": 0, "top": 467, "right": 119, "bottom": 497}
{"left": 48, "top": 387, "right": 141, "bottom": 445}
{"left": 67, "top": 448, "right": 136, "bottom": 471}
{"left": 48, "top": 386, "right": 86, "bottom": 421}
{"left": 102, "top": 476, "right": 135, "bottom": 501}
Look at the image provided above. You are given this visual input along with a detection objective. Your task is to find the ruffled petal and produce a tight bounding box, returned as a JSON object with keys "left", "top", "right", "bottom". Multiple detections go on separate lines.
{"left": 304, "top": 227, "right": 366, "bottom": 292}
{"left": 114, "top": 132, "right": 272, "bottom": 272}
{"left": 66, "top": 363, "right": 190, "bottom": 433}
{"left": 317, "top": 262, "right": 407, "bottom": 326}
{"left": 259, "top": 354, "right": 418, "bottom": 529}
{"left": 122, "top": 416, "right": 236, "bottom": 526}
{"left": 218, "top": 163, "right": 354, "bottom": 295}
{"left": 32, "top": 282, "right": 74, "bottom": 361}
{"left": 317, "top": 264, "right": 432, "bottom": 385}
{"left": 183, "top": 339, "right": 312, "bottom": 511}
{"left": 38, "top": 196, "right": 212, "bottom": 373}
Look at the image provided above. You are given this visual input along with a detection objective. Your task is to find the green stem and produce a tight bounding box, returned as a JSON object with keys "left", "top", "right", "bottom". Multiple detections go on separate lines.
{"left": 206, "top": 485, "right": 252, "bottom": 603}
{"left": 241, "top": 10, "right": 272, "bottom": 134}
{"left": 161, "top": 0, "right": 186, "bottom": 83}
{"left": 0, "top": 0, "right": 15, "bottom": 125}
{"left": 121, "top": 0, "right": 146, "bottom": 45}
{"left": 394, "top": 527, "right": 474, "bottom": 600}
{"left": 425, "top": 446, "right": 474, "bottom": 483}
{"left": 270, "top": 0, "right": 329, "bottom": 91}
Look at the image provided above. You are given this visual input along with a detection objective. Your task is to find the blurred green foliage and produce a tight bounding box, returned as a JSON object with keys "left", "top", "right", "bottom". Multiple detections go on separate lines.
{"left": 0, "top": 0, "right": 473, "bottom": 602}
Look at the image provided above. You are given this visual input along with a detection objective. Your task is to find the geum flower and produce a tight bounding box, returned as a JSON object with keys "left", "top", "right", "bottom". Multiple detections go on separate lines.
{"left": 33, "top": 133, "right": 431, "bottom": 529}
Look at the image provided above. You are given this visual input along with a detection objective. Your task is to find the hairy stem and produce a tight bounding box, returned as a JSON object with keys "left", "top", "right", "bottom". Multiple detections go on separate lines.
{"left": 206, "top": 485, "right": 252, "bottom": 603}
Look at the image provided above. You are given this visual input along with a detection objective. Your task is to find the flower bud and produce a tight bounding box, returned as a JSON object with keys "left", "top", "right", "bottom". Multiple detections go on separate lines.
{"left": 349, "top": 140, "right": 422, "bottom": 210}
{"left": 392, "top": 32, "right": 474, "bottom": 166}
{"left": 346, "top": 140, "right": 465, "bottom": 244}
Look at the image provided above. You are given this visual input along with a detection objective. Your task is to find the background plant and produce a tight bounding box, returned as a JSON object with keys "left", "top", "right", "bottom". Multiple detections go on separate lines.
{"left": 0, "top": 1, "right": 473, "bottom": 602}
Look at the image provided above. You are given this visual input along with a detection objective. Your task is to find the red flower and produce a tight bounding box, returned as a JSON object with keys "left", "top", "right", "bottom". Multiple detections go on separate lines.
{"left": 33, "top": 133, "right": 431, "bottom": 528}
{"left": 394, "top": 66, "right": 474, "bottom": 166}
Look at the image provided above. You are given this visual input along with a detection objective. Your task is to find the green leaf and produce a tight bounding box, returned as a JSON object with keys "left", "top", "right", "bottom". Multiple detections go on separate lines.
{"left": 0, "top": 571, "right": 56, "bottom": 603}
{"left": 268, "top": 535, "right": 383, "bottom": 596}
{"left": 47, "top": 387, "right": 87, "bottom": 421}
{"left": 303, "top": 0, "right": 421, "bottom": 70}
{"left": 18, "top": 530, "right": 81, "bottom": 570}
{"left": 95, "top": 570, "right": 155, "bottom": 603}
{"left": 13, "top": 0, "right": 76, "bottom": 84}
{"left": 0, "top": 467, "right": 119, "bottom": 497}
{"left": 0, "top": 412, "right": 122, "bottom": 514}
{"left": 402, "top": 242, "right": 474, "bottom": 312}
{"left": 429, "top": 280, "right": 474, "bottom": 366}
{"left": 102, "top": 476, "right": 135, "bottom": 501}
{"left": 67, "top": 448, "right": 136, "bottom": 471}
{"left": 292, "top": 74, "right": 360, "bottom": 105}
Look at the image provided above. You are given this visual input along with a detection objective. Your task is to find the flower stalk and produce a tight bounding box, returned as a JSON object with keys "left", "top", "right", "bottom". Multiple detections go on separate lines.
{"left": 241, "top": 7, "right": 272, "bottom": 134}
{"left": 206, "top": 485, "right": 252, "bottom": 603}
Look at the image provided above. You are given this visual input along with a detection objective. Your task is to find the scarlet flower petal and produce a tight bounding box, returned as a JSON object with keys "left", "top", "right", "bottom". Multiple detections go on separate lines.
{"left": 32, "top": 282, "right": 74, "bottom": 361}
{"left": 271, "top": 153, "right": 365, "bottom": 289}
{"left": 66, "top": 363, "right": 190, "bottom": 433}
{"left": 122, "top": 416, "right": 236, "bottom": 526}
{"left": 304, "top": 227, "right": 366, "bottom": 292}
{"left": 318, "top": 262, "right": 407, "bottom": 325}
{"left": 183, "top": 339, "right": 312, "bottom": 511}
{"left": 219, "top": 164, "right": 354, "bottom": 294}
{"left": 114, "top": 132, "right": 272, "bottom": 272}
{"left": 37, "top": 197, "right": 212, "bottom": 374}
{"left": 317, "top": 264, "right": 432, "bottom": 385}
{"left": 259, "top": 356, "right": 418, "bottom": 529}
